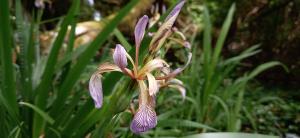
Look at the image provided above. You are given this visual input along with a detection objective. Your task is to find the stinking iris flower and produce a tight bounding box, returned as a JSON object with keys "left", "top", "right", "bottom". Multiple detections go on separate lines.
{"left": 88, "top": 0, "right": 191, "bottom": 134}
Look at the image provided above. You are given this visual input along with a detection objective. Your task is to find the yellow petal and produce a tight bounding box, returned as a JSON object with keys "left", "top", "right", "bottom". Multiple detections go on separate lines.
{"left": 146, "top": 73, "right": 159, "bottom": 96}
{"left": 138, "top": 80, "right": 148, "bottom": 106}
{"left": 138, "top": 59, "right": 169, "bottom": 77}
{"left": 97, "top": 63, "right": 122, "bottom": 74}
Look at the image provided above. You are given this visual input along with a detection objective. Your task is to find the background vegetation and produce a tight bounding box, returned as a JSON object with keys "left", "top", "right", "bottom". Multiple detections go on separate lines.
{"left": 0, "top": 0, "right": 299, "bottom": 137}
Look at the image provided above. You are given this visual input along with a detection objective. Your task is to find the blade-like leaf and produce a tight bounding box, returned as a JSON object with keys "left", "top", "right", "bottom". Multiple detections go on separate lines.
{"left": 19, "top": 102, "right": 55, "bottom": 124}
{"left": 32, "top": 0, "right": 80, "bottom": 136}
{"left": 0, "top": 0, "right": 18, "bottom": 114}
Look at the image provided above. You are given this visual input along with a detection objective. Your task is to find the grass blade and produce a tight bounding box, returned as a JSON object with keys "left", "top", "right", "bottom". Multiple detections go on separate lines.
{"left": 19, "top": 102, "right": 55, "bottom": 125}
{"left": 211, "top": 4, "right": 236, "bottom": 67}
{"left": 0, "top": 0, "right": 18, "bottom": 114}
{"left": 32, "top": 0, "right": 80, "bottom": 136}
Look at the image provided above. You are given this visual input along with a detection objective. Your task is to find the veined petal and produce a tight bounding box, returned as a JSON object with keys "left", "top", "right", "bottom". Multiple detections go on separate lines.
{"left": 135, "top": 15, "right": 149, "bottom": 48}
{"left": 146, "top": 73, "right": 159, "bottom": 96}
{"left": 113, "top": 44, "right": 128, "bottom": 69}
{"left": 130, "top": 105, "right": 157, "bottom": 134}
{"left": 169, "top": 84, "right": 186, "bottom": 100}
{"left": 89, "top": 73, "right": 103, "bottom": 108}
{"left": 149, "top": 1, "right": 185, "bottom": 53}
{"left": 138, "top": 59, "right": 169, "bottom": 77}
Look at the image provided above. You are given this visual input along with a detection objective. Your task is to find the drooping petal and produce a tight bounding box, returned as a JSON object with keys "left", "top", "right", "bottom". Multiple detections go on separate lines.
{"left": 97, "top": 62, "right": 134, "bottom": 78}
{"left": 168, "top": 78, "right": 184, "bottom": 86}
{"left": 88, "top": 73, "right": 103, "bottom": 108}
{"left": 135, "top": 15, "right": 149, "bottom": 48}
{"left": 138, "top": 59, "right": 169, "bottom": 77}
{"left": 146, "top": 73, "right": 159, "bottom": 96}
{"left": 113, "top": 44, "right": 128, "bottom": 69}
{"left": 182, "top": 52, "right": 192, "bottom": 69}
{"left": 169, "top": 84, "right": 186, "bottom": 100}
{"left": 149, "top": 1, "right": 185, "bottom": 53}
{"left": 130, "top": 105, "right": 157, "bottom": 134}
{"left": 97, "top": 63, "right": 122, "bottom": 74}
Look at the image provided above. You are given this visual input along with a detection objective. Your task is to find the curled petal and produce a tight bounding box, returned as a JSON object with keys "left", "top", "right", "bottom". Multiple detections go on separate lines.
{"left": 138, "top": 59, "right": 169, "bottom": 77}
{"left": 169, "top": 84, "right": 186, "bottom": 100}
{"left": 166, "top": 53, "right": 192, "bottom": 79}
{"left": 168, "top": 68, "right": 183, "bottom": 78}
{"left": 89, "top": 73, "right": 103, "bottom": 108}
{"left": 135, "top": 15, "right": 149, "bottom": 47}
{"left": 130, "top": 105, "right": 157, "bottom": 134}
{"left": 113, "top": 44, "right": 128, "bottom": 69}
{"left": 168, "top": 78, "right": 184, "bottom": 86}
{"left": 183, "top": 52, "right": 192, "bottom": 69}
{"left": 146, "top": 73, "right": 159, "bottom": 96}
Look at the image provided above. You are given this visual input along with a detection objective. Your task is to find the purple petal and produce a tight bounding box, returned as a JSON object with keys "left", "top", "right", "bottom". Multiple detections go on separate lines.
{"left": 135, "top": 15, "right": 149, "bottom": 48}
{"left": 113, "top": 44, "right": 128, "bottom": 69}
{"left": 130, "top": 105, "right": 157, "bottom": 134}
{"left": 89, "top": 73, "right": 103, "bottom": 108}
{"left": 165, "top": 0, "right": 185, "bottom": 23}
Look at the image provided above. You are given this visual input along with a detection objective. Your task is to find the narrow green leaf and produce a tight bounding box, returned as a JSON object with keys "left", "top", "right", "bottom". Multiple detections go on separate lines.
{"left": 33, "top": 0, "right": 80, "bottom": 137}
{"left": 247, "top": 61, "right": 287, "bottom": 80}
{"left": 202, "top": 6, "right": 212, "bottom": 75}
{"left": 114, "top": 29, "right": 132, "bottom": 50}
{"left": 0, "top": 0, "right": 18, "bottom": 114}
{"left": 212, "top": 4, "right": 236, "bottom": 67}
{"left": 19, "top": 102, "right": 54, "bottom": 125}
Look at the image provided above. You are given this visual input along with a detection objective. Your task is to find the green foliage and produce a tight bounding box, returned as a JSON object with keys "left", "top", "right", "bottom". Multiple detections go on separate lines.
{"left": 0, "top": 0, "right": 139, "bottom": 137}
{"left": 0, "top": 0, "right": 291, "bottom": 138}
{"left": 135, "top": 4, "right": 286, "bottom": 137}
